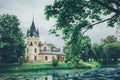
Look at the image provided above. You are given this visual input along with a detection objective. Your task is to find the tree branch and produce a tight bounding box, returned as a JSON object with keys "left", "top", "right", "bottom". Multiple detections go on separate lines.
{"left": 82, "top": 15, "right": 117, "bottom": 35}
{"left": 108, "top": 0, "right": 120, "bottom": 7}
{"left": 91, "top": 15, "right": 117, "bottom": 26}
{"left": 93, "top": 0, "right": 120, "bottom": 14}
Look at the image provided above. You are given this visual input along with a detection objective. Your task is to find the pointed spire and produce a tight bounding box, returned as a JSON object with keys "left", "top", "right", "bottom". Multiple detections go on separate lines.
{"left": 26, "top": 13, "right": 39, "bottom": 38}
{"left": 32, "top": 12, "right": 34, "bottom": 22}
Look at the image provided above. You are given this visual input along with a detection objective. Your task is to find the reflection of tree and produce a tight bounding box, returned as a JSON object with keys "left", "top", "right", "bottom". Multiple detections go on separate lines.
{"left": 45, "top": 77, "right": 48, "bottom": 80}
{"left": 52, "top": 71, "right": 66, "bottom": 80}
{"left": 52, "top": 72, "right": 59, "bottom": 80}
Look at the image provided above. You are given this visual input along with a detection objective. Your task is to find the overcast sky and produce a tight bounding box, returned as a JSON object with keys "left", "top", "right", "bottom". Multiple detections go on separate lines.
{"left": 0, "top": 0, "right": 117, "bottom": 49}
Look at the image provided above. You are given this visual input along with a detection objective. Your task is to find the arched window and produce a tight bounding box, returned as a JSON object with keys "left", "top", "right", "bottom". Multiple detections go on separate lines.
{"left": 58, "top": 57, "right": 59, "bottom": 60}
{"left": 45, "top": 56, "right": 48, "bottom": 61}
{"left": 35, "top": 48, "right": 37, "bottom": 53}
{"left": 30, "top": 42, "right": 33, "bottom": 46}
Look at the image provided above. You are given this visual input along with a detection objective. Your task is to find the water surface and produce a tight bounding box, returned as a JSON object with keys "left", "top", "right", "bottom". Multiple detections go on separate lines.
{"left": 1, "top": 68, "right": 120, "bottom": 80}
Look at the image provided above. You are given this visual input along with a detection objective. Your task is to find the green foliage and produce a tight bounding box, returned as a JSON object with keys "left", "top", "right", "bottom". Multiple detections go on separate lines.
{"left": 45, "top": 0, "right": 120, "bottom": 40}
{"left": 52, "top": 59, "right": 58, "bottom": 66}
{"left": 102, "top": 35, "right": 117, "bottom": 45}
{"left": 45, "top": 0, "right": 119, "bottom": 64}
{"left": 64, "top": 33, "right": 82, "bottom": 64}
{"left": 0, "top": 42, "right": 6, "bottom": 48}
{"left": 0, "top": 14, "right": 25, "bottom": 65}
{"left": 104, "top": 42, "right": 120, "bottom": 63}
{"left": 93, "top": 35, "right": 120, "bottom": 64}
{"left": 64, "top": 35, "right": 95, "bottom": 64}
{"left": 81, "top": 36, "right": 94, "bottom": 62}
{"left": 0, "top": 56, "right": 2, "bottom": 63}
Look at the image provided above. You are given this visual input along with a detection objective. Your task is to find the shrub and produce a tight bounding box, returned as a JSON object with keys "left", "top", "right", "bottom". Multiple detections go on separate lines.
{"left": 52, "top": 59, "right": 58, "bottom": 67}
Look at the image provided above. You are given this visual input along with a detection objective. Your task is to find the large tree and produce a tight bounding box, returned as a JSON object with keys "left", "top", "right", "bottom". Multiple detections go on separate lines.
{"left": 0, "top": 14, "right": 25, "bottom": 65}
{"left": 45, "top": 0, "right": 120, "bottom": 39}
{"left": 93, "top": 35, "right": 119, "bottom": 64}
{"left": 64, "top": 35, "right": 93, "bottom": 64}
{"left": 101, "top": 35, "right": 118, "bottom": 45}
{"left": 102, "top": 35, "right": 120, "bottom": 63}
{"left": 45, "top": 0, "right": 120, "bottom": 63}
{"left": 104, "top": 42, "right": 120, "bottom": 63}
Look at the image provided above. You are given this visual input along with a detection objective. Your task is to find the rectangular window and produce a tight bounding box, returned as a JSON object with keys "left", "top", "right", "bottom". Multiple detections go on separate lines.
{"left": 30, "top": 42, "right": 33, "bottom": 46}
{"left": 35, "top": 48, "right": 37, "bottom": 53}
{"left": 45, "top": 56, "right": 48, "bottom": 61}
{"left": 58, "top": 57, "right": 59, "bottom": 60}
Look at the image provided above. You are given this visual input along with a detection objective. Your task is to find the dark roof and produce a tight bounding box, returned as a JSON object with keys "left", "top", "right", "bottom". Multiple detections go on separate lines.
{"left": 27, "top": 19, "right": 39, "bottom": 37}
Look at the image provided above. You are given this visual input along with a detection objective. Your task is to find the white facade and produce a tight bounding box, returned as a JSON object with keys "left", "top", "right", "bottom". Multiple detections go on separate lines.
{"left": 26, "top": 37, "right": 40, "bottom": 61}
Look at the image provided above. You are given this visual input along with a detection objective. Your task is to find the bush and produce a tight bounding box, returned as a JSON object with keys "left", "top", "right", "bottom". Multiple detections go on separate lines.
{"left": 52, "top": 59, "right": 58, "bottom": 67}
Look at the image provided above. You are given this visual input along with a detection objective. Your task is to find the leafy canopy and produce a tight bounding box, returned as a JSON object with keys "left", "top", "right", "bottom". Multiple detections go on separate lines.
{"left": 101, "top": 35, "right": 118, "bottom": 45}
{"left": 0, "top": 14, "right": 25, "bottom": 64}
{"left": 45, "top": 0, "right": 120, "bottom": 63}
{"left": 45, "top": 0, "right": 120, "bottom": 40}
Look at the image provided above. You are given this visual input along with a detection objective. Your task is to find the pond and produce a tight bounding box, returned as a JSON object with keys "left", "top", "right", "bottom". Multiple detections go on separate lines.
{"left": 0, "top": 68, "right": 120, "bottom": 80}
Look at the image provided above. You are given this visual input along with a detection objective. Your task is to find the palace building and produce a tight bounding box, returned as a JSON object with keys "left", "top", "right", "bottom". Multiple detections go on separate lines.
{"left": 25, "top": 19, "right": 64, "bottom": 62}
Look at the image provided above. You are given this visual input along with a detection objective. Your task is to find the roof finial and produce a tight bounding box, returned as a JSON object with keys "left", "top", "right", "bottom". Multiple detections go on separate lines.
{"left": 32, "top": 12, "right": 34, "bottom": 22}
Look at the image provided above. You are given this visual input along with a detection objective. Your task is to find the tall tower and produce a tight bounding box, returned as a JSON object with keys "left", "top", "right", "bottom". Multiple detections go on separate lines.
{"left": 26, "top": 18, "right": 40, "bottom": 61}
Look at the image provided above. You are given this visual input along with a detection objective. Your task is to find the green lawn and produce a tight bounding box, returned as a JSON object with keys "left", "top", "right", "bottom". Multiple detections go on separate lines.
{"left": 0, "top": 61, "right": 101, "bottom": 73}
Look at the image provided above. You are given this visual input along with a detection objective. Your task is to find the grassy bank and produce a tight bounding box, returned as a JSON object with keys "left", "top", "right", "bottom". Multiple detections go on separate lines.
{"left": 0, "top": 61, "right": 101, "bottom": 73}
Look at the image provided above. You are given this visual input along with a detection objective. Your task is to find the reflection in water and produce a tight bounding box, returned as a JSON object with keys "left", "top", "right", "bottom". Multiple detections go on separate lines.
{"left": 1, "top": 68, "right": 120, "bottom": 80}
{"left": 1, "top": 69, "right": 83, "bottom": 80}
{"left": 7, "top": 73, "right": 82, "bottom": 80}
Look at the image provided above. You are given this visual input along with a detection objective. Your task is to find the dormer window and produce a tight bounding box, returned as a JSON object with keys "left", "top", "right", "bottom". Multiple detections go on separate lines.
{"left": 44, "top": 46, "right": 46, "bottom": 51}
{"left": 51, "top": 47, "right": 53, "bottom": 51}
